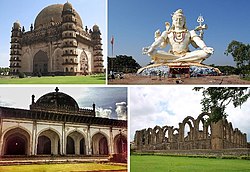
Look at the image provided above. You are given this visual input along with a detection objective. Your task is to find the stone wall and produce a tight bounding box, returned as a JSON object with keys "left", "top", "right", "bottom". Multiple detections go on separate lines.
{"left": 135, "top": 112, "right": 247, "bottom": 151}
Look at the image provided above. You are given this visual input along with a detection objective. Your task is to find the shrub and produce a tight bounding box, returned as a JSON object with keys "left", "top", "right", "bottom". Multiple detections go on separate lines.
{"left": 18, "top": 72, "right": 26, "bottom": 78}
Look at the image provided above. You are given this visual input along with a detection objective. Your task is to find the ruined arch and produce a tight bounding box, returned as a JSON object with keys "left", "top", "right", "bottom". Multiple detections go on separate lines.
{"left": 182, "top": 116, "right": 195, "bottom": 141}
{"left": 2, "top": 127, "right": 31, "bottom": 156}
{"left": 33, "top": 50, "right": 48, "bottom": 74}
{"left": 153, "top": 126, "right": 163, "bottom": 144}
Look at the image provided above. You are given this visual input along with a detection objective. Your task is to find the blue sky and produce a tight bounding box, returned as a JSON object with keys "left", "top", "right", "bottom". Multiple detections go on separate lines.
{"left": 108, "top": 0, "right": 250, "bottom": 67}
{"left": 0, "top": 86, "right": 127, "bottom": 119}
{"left": 0, "top": 0, "right": 106, "bottom": 67}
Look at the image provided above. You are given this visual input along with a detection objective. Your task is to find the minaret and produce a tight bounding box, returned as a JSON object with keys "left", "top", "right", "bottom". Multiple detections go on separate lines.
{"left": 61, "top": 2, "right": 78, "bottom": 74}
{"left": 91, "top": 25, "right": 104, "bottom": 73}
{"left": 10, "top": 21, "right": 22, "bottom": 75}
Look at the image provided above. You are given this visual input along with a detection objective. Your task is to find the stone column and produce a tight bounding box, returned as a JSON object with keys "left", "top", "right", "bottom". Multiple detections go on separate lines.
{"left": 109, "top": 127, "right": 114, "bottom": 154}
{"left": 87, "top": 125, "right": 92, "bottom": 155}
{"left": 32, "top": 120, "right": 37, "bottom": 155}
{"left": 211, "top": 120, "right": 223, "bottom": 150}
{"left": 62, "top": 123, "right": 66, "bottom": 155}
{"left": 75, "top": 137, "right": 80, "bottom": 155}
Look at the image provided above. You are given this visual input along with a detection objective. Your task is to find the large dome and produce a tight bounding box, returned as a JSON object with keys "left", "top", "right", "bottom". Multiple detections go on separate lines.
{"left": 34, "top": 4, "right": 83, "bottom": 30}
{"left": 35, "top": 90, "right": 79, "bottom": 111}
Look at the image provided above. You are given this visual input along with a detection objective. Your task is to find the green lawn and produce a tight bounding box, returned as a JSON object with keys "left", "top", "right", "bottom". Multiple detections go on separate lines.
{"left": 0, "top": 163, "right": 127, "bottom": 172}
{"left": 0, "top": 75, "right": 106, "bottom": 84}
{"left": 131, "top": 155, "right": 250, "bottom": 172}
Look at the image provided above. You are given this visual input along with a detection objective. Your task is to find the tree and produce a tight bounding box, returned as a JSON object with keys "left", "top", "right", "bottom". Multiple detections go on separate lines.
{"left": 193, "top": 87, "right": 250, "bottom": 124}
{"left": 225, "top": 40, "right": 250, "bottom": 74}
{"left": 108, "top": 55, "right": 141, "bottom": 73}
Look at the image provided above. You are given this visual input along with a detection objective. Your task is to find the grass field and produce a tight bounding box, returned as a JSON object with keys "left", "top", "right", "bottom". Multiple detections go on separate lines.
{"left": 0, "top": 163, "right": 127, "bottom": 172}
{"left": 0, "top": 74, "right": 106, "bottom": 84}
{"left": 131, "top": 155, "right": 250, "bottom": 172}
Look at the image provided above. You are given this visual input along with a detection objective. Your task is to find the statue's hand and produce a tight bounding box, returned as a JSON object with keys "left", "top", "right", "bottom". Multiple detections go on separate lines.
{"left": 203, "top": 47, "right": 214, "bottom": 54}
{"left": 142, "top": 46, "right": 153, "bottom": 55}
{"left": 142, "top": 47, "right": 149, "bottom": 55}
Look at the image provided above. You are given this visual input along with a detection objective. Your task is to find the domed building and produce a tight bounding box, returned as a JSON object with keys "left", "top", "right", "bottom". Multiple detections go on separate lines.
{"left": 0, "top": 88, "right": 127, "bottom": 158}
{"left": 9, "top": 2, "right": 104, "bottom": 75}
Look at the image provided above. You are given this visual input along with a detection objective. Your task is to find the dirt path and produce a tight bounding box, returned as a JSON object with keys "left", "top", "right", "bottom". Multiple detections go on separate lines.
{"left": 108, "top": 74, "right": 250, "bottom": 85}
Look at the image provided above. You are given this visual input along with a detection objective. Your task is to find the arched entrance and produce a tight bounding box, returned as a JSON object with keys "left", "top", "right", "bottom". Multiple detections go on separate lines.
{"left": 80, "top": 51, "right": 88, "bottom": 74}
{"left": 37, "top": 129, "right": 60, "bottom": 155}
{"left": 66, "top": 136, "right": 75, "bottom": 154}
{"left": 66, "top": 131, "right": 86, "bottom": 155}
{"left": 92, "top": 133, "right": 109, "bottom": 155}
{"left": 33, "top": 50, "right": 48, "bottom": 74}
{"left": 114, "top": 134, "right": 127, "bottom": 154}
{"left": 80, "top": 138, "right": 85, "bottom": 155}
{"left": 3, "top": 128, "right": 30, "bottom": 156}
{"left": 37, "top": 136, "right": 51, "bottom": 154}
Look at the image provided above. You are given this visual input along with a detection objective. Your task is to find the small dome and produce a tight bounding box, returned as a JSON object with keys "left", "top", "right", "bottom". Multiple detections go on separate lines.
{"left": 63, "top": 2, "right": 73, "bottom": 11}
{"left": 13, "top": 21, "right": 21, "bottom": 29}
{"left": 34, "top": 4, "right": 83, "bottom": 30}
{"left": 93, "top": 24, "right": 100, "bottom": 32}
{"left": 35, "top": 89, "right": 79, "bottom": 111}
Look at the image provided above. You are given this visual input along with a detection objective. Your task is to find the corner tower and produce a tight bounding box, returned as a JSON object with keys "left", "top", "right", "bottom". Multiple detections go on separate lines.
{"left": 91, "top": 25, "right": 104, "bottom": 73}
{"left": 9, "top": 21, "right": 22, "bottom": 74}
{"left": 61, "top": 2, "right": 78, "bottom": 74}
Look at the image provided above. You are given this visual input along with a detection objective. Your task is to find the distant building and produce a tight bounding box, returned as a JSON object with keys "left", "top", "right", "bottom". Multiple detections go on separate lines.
{"left": 0, "top": 88, "right": 127, "bottom": 156}
{"left": 9, "top": 2, "right": 104, "bottom": 75}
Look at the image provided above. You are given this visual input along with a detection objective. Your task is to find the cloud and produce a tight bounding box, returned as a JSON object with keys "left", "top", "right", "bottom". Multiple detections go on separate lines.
{"left": 116, "top": 102, "right": 127, "bottom": 120}
{"left": 95, "top": 107, "right": 112, "bottom": 119}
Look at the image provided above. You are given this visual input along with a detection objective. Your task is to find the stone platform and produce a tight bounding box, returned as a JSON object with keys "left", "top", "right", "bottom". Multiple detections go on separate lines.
{"left": 137, "top": 62, "right": 221, "bottom": 78}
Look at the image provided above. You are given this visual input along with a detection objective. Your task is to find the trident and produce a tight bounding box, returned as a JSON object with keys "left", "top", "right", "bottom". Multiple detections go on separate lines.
{"left": 195, "top": 14, "right": 207, "bottom": 39}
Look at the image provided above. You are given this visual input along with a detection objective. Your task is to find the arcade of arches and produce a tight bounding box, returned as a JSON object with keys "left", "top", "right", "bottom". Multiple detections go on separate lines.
{"left": 0, "top": 88, "right": 127, "bottom": 157}
{"left": 1, "top": 125, "right": 127, "bottom": 156}
{"left": 135, "top": 113, "right": 248, "bottom": 150}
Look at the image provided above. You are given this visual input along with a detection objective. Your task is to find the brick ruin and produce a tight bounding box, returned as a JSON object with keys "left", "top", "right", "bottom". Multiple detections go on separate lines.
{"left": 134, "top": 113, "right": 248, "bottom": 151}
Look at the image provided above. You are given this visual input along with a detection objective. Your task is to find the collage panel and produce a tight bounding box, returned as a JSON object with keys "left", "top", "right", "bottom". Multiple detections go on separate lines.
{"left": 108, "top": 0, "right": 250, "bottom": 85}
{"left": 0, "top": 0, "right": 106, "bottom": 84}
{"left": 0, "top": 86, "right": 128, "bottom": 171}
{"left": 130, "top": 86, "right": 250, "bottom": 171}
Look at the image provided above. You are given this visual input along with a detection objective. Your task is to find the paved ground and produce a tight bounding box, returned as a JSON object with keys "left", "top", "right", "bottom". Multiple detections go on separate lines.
{"left": 108, "top": 74, "right": 250, "bottom": 85}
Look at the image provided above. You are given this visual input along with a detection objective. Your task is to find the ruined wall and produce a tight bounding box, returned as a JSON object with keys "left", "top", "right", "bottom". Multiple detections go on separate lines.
{"left": 135, "top": 113, "right": 247, "bottom": 150}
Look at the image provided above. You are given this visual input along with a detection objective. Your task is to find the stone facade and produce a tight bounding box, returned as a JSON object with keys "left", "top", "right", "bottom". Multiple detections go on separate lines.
{"left": 9, "top": 2, "right": 104, "bottom": 75}
{"left": 0, "top": 88, "right": 127, "bottom": 156}
{"left": 134, "top": 113, "right": 247, "bottom": 151}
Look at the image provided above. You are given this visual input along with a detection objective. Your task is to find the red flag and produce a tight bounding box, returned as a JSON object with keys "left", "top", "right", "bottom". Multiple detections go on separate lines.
{"left": 111, "top": 36, "right": 114, "bottom": 56}
{"left": 111, "top": 36, "right": 114, "bottom": 45}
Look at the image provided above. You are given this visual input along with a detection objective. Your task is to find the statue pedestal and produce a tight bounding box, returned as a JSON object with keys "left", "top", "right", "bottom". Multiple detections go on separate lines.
{"left": 137, "top": 62, "right": 221, "bottom": 78}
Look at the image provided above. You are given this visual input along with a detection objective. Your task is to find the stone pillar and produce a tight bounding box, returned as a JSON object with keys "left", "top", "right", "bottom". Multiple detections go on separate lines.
{"left": 211, "top": 120, "right": 223, "bottom": 150}
{"left": 109, "top": 127, "right": 114, "bottom": 154}
{"left": 75, "top": 138, "right": 80, "bottom": 155}
{"left": 62, "top": 123, "right": 66, "bottom": 155}
{"left": 32, "top": 120, "right": 37, "bottom": 155}
{"left": 87, "top": 125, "right": 92, "bottom": 155}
